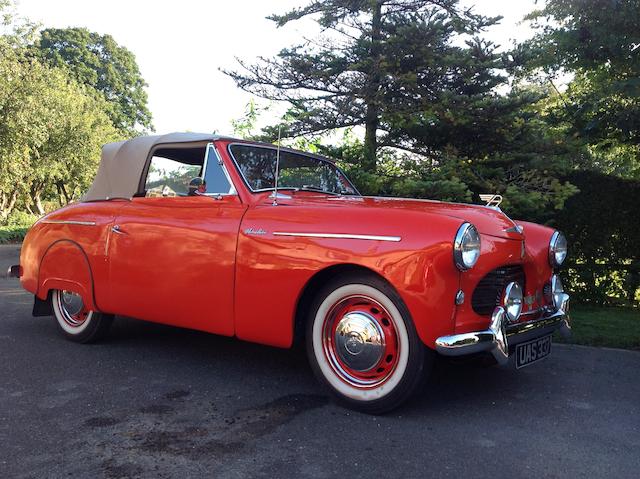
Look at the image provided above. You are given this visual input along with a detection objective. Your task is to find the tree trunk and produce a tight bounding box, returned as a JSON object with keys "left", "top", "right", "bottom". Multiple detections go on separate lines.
{"left": 0, "top": 191, "right": 18, "bottom": 222}
{"left": 362, "top": 0, "right": 383, "bottom": 173}
{"left": 30, "top": 184, "right": 45, "bottom": 216}
{"left": 56, "top": 181, "right": 72, "bottom": 206}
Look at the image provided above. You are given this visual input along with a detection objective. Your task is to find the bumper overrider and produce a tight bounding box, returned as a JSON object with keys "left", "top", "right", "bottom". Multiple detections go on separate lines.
{"left": 435, "top": 288, "right": 571, "bottom": 365}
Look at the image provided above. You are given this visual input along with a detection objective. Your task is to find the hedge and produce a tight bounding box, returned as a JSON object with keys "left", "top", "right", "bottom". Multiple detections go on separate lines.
{"left": 554, "top": 171, "right": 640, "bottom": 306}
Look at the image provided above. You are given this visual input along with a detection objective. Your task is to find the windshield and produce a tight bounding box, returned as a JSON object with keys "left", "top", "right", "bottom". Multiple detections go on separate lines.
{"left": 229, "top": 144, "right": 359, "bottom": 196}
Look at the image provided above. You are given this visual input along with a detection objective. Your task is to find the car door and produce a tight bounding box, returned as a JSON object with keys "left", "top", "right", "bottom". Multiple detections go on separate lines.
{"left": 107, "top": 142, "right": 246, "bottom": 335}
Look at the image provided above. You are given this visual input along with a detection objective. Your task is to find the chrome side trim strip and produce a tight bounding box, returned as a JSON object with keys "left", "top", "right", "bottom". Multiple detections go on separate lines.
{"left": 272, "top": 232, "right": 401, "bottom": 242}
{"left": 40, "top": 220, "right": 96, "bottom": 226}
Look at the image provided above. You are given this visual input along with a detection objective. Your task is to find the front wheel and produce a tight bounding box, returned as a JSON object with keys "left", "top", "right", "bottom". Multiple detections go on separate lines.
{"left": 51, "top": 289, "right": 113, "bottom": 343}
{"left": 306, "top": 274, "right": 432, "bottom": 414}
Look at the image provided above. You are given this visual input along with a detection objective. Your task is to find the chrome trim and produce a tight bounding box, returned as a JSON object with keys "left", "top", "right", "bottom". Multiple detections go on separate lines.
{"left": 502, "top": 281, "right": 523, "bottom": 323}
{"left": 56, "top": 290, "right": 87, "bottom": 327}
{"left": 334, "top": 311, "right": 385, "bottom": 372}
{"left": 244, "top": 228, "right": 267, "bottom": 236}
{"left": 455, "top": 290, "right": 465, "bottom": 305}
{"left": 547, "top": 275, "right": 565, "bottom": 310}
{"left": 40, "top": 220, "right": 96, "bottom": 226}
{"left": 272, "top": 232, "right": 401, "bottom": 242}
{"left": 269, "top": 191, "right": 292, "bottom": 200}
{"left": 549, "top": 231, "right": 567, "bottom": 267}
{"left": 505, "top": 224, "right": 524, "bottom": 234}
{"left": 453, "top": 222, "right": 480, "bottom": 271}
{"left": 436, "top": 306, "right": 509, "bottom": 365}
{"left": 226, "top": 142, "right": 361, "bottom": 196}
{"left": 7, "top": 265, "right": 20, "bottom": 279}
{"left": 479, "top": 193, "right": 503, "bottom": 207}
{"left": 202, "top": 143, "right": 237, "bottom": 196}
{"left": 436, "top": 293, "right": 571, "bottom": 361}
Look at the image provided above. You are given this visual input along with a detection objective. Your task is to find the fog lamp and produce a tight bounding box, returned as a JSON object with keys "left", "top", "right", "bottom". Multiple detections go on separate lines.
{"left": 502, "top": 281, "right": 523, "bottom": 322}
{"left": 549, "top": 275, "right": 565, "bottom": 311}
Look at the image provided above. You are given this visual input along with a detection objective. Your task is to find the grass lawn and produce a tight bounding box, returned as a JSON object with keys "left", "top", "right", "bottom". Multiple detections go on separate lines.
{"left": 558, "top": 305, "right": 640, "bottom": 350}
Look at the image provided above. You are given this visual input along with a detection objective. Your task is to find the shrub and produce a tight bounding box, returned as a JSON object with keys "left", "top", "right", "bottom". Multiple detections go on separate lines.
{"left": 555, "top": 171, "right": 640, "bottom": 306}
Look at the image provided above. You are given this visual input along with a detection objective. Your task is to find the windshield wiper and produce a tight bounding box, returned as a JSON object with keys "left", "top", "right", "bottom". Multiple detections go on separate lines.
{"left": 297, "top": 185, "right": 342, "bottom": 196}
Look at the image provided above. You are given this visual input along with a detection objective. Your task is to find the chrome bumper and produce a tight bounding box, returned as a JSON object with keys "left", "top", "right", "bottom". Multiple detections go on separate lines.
{"left": 435, "top": 293, "right": 571, "bottom": 365}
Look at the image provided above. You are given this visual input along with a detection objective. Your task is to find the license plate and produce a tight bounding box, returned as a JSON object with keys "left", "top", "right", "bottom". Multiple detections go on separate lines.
{"left": 515, "top": 334, "right": 552, "bottom": 369}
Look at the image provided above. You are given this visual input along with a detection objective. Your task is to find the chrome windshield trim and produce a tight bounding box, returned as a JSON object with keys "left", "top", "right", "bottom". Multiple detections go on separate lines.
{"left": 40, "top": 220, "right": 96, "bottom": 226}
{"left": 226, "top": 142, "right": 361, "bottom": 196}
{"left": 272, "top": 232, "right": 401, "bottom": 242}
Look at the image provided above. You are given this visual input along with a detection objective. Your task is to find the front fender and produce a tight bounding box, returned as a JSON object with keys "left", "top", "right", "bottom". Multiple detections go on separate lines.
{"left": 235, "top": 204, "right": 463, "bottom": 349}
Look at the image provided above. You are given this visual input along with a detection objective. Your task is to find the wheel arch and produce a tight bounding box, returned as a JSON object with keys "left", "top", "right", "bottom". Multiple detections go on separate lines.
{"left": 293, "top": 263, "right": 401, "bottom": 345}
{"left": 37, "top": 239, "right": 98, "bottom": 311}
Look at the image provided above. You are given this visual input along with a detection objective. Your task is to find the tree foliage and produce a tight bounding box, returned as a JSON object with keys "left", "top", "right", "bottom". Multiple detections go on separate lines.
{"left": 225, "top": 0, "right": 502, "bottom": 171}
{"left": 36, "top": 27, "right": 152, "bottom": 133}
{"left": 0, "top": 3, "right": 120, "bottom": 219}
{"left": 517, "top": 0, "right": 640, "bottom": 178}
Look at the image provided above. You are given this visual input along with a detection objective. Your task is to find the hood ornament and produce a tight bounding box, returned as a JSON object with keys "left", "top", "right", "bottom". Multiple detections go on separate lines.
{"left": 479, "top": 194, "right": 503, "bottom": 208}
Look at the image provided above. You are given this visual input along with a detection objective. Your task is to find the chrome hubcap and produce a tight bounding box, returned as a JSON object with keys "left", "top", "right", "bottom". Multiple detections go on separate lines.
{"left": 334, "top": 312, "right": 385, "bottom": 372}
{"left": 58, "top": 290, "right": 87, "bottom": 326}
{"left": 322, "top": 295, "right": 399, "bottom": 388}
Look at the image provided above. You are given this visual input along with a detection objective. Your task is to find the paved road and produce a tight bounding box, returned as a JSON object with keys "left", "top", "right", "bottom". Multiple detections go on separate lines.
{"left": 1, "top": 244, "right": 639, "bottom": 478}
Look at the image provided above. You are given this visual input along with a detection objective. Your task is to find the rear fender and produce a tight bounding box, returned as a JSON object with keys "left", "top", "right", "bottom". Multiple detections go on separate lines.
{"left": 37, "top": 240, "right": 97, "bottom": 311}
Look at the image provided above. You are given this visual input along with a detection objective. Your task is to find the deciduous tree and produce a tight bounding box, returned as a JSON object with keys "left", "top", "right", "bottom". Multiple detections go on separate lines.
{"left": 36, "top": 27, "right": 153, "bottom": 134}
{"left": 0, "top": 35, "right": 118, "bottom": 218}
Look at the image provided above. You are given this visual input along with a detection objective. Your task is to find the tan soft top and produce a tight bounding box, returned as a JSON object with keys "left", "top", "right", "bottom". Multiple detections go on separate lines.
{"left": 83, "top": 132, "right": 230, "bottom": 201}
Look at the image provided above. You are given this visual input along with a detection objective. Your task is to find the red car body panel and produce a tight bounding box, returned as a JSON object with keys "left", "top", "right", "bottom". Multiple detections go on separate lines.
{"left": 19, "top": 137, "right": 557, "bottom": 351}
{"left": 234, "top": 195, "right": 462, "bottom": 347}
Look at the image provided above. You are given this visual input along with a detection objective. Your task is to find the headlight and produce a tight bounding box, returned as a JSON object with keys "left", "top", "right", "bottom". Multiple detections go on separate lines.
{"left": 549, "top": 231, "right": 568, "bottom": 267}
{"left": 453, "top": 223, "right": 481, "bottom": 271}
{"left": 546, "top": 275, "right": 565, "bottom": 310}
{"left": 502, "top": 282, "right": 523, "bottom": 322}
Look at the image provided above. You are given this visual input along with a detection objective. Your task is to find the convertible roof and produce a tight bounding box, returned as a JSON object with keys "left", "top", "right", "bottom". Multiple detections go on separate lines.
{"left": 83, "top": 132, "right": 231, "bottom": 201}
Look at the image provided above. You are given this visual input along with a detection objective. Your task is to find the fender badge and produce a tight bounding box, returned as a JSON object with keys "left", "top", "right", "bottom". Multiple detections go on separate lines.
{"left": 244, "top": 228, "right": 267, "bottom": 236}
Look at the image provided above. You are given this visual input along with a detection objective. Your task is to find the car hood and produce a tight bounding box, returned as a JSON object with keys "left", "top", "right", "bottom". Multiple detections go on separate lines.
{"left": 319, "top": 196, "right": 523, "bottom": 240}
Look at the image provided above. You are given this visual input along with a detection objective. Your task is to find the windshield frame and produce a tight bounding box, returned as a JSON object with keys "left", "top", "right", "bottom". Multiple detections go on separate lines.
{"left": 226, "top": 142, "right": 361, "bottom": 197}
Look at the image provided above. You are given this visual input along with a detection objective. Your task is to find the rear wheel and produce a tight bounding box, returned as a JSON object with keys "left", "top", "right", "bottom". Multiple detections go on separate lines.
{"left": 306, "top": 274, "right": 432, "bottom": 414}
{"left": 51, "top": 289, "right": 113, "bottom": 343}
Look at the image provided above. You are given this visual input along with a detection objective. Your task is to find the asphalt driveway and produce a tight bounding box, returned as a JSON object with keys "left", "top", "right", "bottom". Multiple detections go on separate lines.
{"left": 1, "top": 244, "right": 639, "bottom": 478}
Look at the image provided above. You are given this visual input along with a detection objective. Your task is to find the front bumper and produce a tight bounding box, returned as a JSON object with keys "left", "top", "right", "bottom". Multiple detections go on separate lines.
{"left": 435, "top": 293, "right": 571, "bottom": 365}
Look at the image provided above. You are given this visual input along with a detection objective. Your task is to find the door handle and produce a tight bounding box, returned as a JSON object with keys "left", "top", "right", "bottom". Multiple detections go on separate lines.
{"left": 111, "top": 225, "right": 126, "bottom": 235}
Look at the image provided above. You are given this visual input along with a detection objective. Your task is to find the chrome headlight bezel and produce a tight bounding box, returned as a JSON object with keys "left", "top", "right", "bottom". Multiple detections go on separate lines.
{"left": 502, "top": 281, "right": 523, "bottom": 322}
{"left": 549, "top": 231, "right": 568, "bottom": 267}
{"left": 453, "top": 223, "right": 481, "bottom": 271}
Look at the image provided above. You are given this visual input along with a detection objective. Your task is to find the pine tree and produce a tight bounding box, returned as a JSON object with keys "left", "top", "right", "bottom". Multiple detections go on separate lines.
{"left": 224, "top": 0, "right": 500, "bottom": 172}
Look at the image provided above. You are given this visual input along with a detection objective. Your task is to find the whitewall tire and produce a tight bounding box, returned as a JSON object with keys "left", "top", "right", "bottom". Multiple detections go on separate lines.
{"left": 51, "top": 289, "right": 113, "bottom": 343}
{"left": 306, "top": 273, "right": 432, "bottom": 414}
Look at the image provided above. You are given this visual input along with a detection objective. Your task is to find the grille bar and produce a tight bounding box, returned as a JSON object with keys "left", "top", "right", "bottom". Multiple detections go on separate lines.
{"left": 471, "top": 265, "right": 525, "bottom": 316}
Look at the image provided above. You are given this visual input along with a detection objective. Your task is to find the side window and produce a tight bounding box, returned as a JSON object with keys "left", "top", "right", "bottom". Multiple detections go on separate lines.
{"left": 144, "top": 146, "right": 205, "bottom": 197}
{"left": 203, "top": 145, "right": 234, "bottom": 195}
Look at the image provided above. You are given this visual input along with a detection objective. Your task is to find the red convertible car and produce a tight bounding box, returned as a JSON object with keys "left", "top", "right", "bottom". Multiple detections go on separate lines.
{"left": 10, "top": 133, "right": 571, "bottom": 413}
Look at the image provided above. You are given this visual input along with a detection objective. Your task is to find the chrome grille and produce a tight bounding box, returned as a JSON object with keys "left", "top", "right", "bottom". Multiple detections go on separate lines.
{"left": 471, "top": 265, "right": 525, "bottom": 316}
